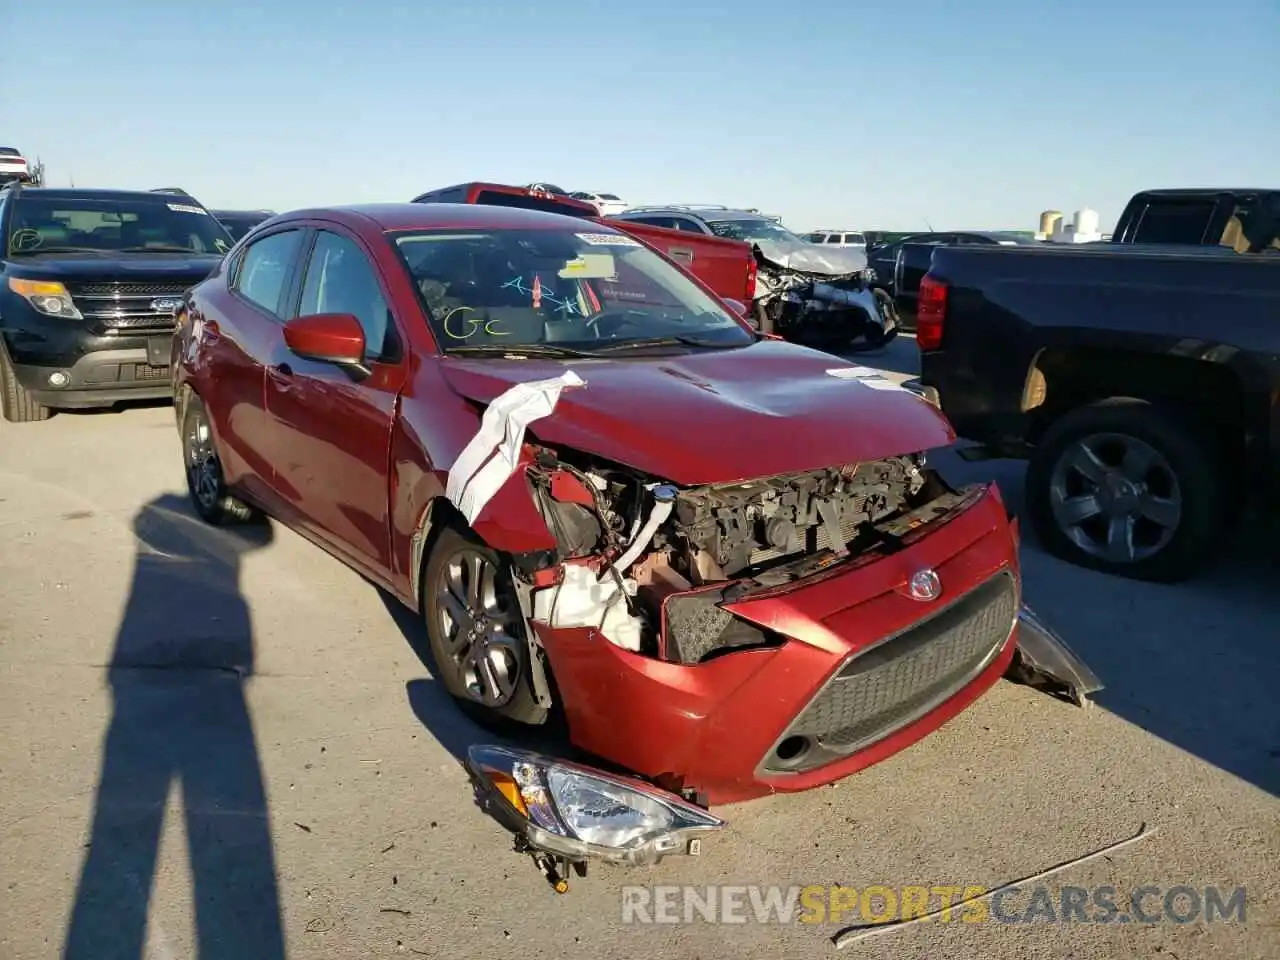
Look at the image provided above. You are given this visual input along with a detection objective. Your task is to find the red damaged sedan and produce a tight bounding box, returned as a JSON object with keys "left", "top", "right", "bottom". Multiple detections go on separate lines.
{"left": 173, "top": 203, "right": 1099, "bottom": 805}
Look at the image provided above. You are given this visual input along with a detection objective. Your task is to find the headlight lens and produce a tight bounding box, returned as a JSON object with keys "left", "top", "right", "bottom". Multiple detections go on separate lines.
{"left": 863, "top": 267, "right": 878, "bottom": 284}
{"left": 8, "top": 278, "right": 82, "bottom": 319}
{"left": 546, "top": 767, "right": 676, "bottom": 847}
{"left": 468, "top": 744, "right": 724, "bottom": 859}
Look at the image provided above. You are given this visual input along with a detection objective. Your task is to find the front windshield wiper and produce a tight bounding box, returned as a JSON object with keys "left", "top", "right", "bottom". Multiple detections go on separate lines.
{"left": 8, "top": 246, "right": 103, "bottom": 255}
{"left": 447, "top": 343, "right": 601, "bottom": 359}
{"left": 593, "top": 334, "right": 751, "bottom": 352}
{"left": 117, "top": 246, "right": 200, "bottom": 253}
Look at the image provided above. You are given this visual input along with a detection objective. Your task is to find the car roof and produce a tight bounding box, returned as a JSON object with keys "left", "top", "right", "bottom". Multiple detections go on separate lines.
{"left": 277, "top": 202, "right": 617, "bottom": 233}
{"left": 5, "top": 186, "right": 205, "bottom": 203}
{"left": 211, "top": 208, "right": 275, "bottom": 218}
{"left": 1134, "top": 188, "right": 1277, "bottom": 197}
{"left": 620, "top": 206, "right": 774, "bottom": 222}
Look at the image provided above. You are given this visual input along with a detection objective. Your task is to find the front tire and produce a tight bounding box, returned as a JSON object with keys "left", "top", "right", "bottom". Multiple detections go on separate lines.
{"left": 181, "top": 394, "right": 255, "bottom": 525}
{"left": 1025, "top": 399, "right": 1227, "bottom": 582}
{"left": 423, "top": 522, "right": 549, "bottom": 727}
{"left": 0, "top": 349, "right": 51, "bottom": 423}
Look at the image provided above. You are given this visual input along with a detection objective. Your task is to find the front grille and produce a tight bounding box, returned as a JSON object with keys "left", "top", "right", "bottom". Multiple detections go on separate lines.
{"left": 67, "top": 281, "right": 190, "bottom": 332}
{"left": 70, "top": 281, "right": 190, "bottom": 297}
{"left": 761, "top": 572, "right": 1017, "bottom": 774}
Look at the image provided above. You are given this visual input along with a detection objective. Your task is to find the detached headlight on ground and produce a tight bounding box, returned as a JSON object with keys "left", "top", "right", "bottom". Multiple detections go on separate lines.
{"left": 466, "top": 744, "right": 725, "bottom": 890}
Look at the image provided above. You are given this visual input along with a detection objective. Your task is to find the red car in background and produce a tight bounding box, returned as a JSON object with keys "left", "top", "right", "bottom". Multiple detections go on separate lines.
{"left": 172, "top": 202, "right": 1097, "bottom": 804}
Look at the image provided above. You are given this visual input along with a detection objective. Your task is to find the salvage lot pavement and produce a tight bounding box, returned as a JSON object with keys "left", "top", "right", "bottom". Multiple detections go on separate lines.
{"left": 1, "top": 337, "right": 1277, "bottom": 960}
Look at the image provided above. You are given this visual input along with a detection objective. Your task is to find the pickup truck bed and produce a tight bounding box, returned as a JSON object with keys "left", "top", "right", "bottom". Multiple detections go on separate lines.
{"left": 917, "top": 241, "right": 1280, "bottom": 582}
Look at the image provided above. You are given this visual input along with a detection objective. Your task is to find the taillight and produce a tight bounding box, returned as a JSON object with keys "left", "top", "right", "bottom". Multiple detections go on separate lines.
{"left": 916, "top": 275, "right": 947, "bottom": 351}
{"left": 745, "top": 257, "right": 757, "bottom": 301}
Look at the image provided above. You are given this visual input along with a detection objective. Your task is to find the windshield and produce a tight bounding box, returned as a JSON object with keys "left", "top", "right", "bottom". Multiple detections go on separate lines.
{"left": 391, "top": 228, "right": 754, "bottom": 353}
{"left": 705, "top": 217, "right": 804, "bottom": 246}
{"left": 6, "top": 196, "right": 234, "bottom": 256}
{"left": 215, "top": 213, "right": 270, "bottom": 243}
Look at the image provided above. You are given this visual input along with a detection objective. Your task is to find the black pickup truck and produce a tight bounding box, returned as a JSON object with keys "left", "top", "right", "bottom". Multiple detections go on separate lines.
{"left": 912, "top": 240, "right": 1280, "bottom": 582}
{"left": 886, "top": 189, "right": 1280, "bottom": 326}
{"left": 0, "top": 184, "right": 233, "bottom": 422}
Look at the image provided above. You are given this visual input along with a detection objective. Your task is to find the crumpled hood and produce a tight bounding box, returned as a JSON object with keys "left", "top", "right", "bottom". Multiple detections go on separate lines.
{"left": 755, "top": 240, "right": 868, "bottom": 276}
{"left": 438, "top": 340, "right": 954, "bottom": 485}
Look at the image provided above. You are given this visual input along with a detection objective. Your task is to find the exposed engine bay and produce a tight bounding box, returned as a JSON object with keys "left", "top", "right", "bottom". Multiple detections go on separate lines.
{"left": 523, "top": 447, "right": 962, "bottom": 665}
{"left": 754, "top": 252, "right": 897, "bottom": 349}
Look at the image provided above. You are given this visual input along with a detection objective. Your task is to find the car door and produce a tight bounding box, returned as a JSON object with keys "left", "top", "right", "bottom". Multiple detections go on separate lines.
{"left": 263, "top": 225, "right": 407, "bottom": 579}
{"left": 199, "top": 225, "right": 307, "bottom": 507}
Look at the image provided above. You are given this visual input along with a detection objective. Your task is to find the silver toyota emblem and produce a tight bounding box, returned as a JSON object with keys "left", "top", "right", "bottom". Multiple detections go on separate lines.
{"left": 151, "top": 297, "right": 183, "bottom": 313}
{"left": 908, "top": 568, "right": 941, "bottom": 602}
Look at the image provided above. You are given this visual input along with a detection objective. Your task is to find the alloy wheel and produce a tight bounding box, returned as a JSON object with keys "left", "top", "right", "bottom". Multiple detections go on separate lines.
{"left": 434, "top": 547, "right": 524, "bottom": 708}
{"left": 1048, "top": 431, "right": 1183, "bottom": 564}
{"left": 184, "top": 405, "right": 222, "bottom": 512}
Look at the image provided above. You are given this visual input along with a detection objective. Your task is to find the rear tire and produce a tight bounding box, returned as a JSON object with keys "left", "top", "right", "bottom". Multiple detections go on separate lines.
{"left": 1025, "top": 399, "right": 1227, "bottom": 582}
{"left": 0, "top": 349, "right": 51, "bottom": 423}
{"left": 423, "top": 521, "right": 549, "bottom": 728}
{"left": 181, "top": 393, "right": 255, "bottom": 525}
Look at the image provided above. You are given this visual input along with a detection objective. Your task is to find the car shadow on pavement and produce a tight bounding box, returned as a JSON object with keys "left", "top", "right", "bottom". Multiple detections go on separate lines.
{"left": 941, "top": 452, "right": 1280, "bottom": 798}
{"left": 63, "top": 495, "right": 285, "bottom": 960}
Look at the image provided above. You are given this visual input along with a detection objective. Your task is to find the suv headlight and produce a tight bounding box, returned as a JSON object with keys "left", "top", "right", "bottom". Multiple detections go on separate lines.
{"left": 862, "top": 267, "right": 877, "bottom": 284}
{"left": 8, "top": 278, "right": 82, "bottom": 319}
{"left": 466, "top": 744, "right": 725, "bottom": 869}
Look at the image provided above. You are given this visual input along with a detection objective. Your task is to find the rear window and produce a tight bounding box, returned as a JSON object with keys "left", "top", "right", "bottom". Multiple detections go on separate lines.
{"left": 1132, "top": 200, "right": 1216, "bottom": 244}
{"left": 473, "top": 189, "right": 593, "bottom": 218}
{"left": 598, "top": 193, "right": 621, "bottom": 201}
{"left": 0, "top": 148, "right": 20, "bottom": 157}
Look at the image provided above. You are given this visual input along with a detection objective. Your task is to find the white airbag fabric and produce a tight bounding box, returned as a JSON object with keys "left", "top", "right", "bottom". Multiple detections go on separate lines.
{"left": 446, "top": 370, "right": 586, "bottom": 525}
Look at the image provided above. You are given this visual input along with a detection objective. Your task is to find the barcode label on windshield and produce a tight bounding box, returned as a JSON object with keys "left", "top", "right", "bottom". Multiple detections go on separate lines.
{"left": 576, "top": 233, "right": 640, "bottom": 247}
{"left": 167, "top": 203, "right": 208, "bottom": 215}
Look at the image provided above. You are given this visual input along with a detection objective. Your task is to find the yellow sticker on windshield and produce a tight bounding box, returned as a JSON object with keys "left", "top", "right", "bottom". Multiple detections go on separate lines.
{"left": 558, "top": 253, "right": 616, "bottom": 279}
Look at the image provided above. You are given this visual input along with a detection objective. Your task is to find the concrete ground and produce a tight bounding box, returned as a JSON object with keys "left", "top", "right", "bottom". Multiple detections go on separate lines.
{"left": 1, "top": 337, "right": 1277, "bottom": 960}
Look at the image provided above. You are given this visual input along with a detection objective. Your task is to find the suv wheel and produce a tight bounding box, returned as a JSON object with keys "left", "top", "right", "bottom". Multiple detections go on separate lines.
{"left": 1025, "top": 399, "right": 1228, "bottom": 582}
{"left": 0, "top": 349, "right": 51, "bottom": 423}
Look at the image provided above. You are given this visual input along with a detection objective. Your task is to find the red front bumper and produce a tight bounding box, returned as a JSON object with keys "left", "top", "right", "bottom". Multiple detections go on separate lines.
{"left": 536, "top": 485, "right": 1020, "bottom": 805}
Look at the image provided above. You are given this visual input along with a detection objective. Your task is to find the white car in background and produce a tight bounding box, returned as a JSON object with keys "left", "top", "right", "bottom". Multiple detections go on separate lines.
{"left": 805, "top": 229, "right": 867, "bottom": 251}
{"left": 0, "top": 147, "right": 30, "bottom": 183}
{"left": 569, "top": 191, "right": 628, "bottom": 216}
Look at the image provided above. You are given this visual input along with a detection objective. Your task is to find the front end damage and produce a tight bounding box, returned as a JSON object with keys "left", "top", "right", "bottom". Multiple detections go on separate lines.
{"left": 450, "top": 378, "right": 1102, "bottom": 882}
{"left": 753, "top": 249, "right": 897, "bottom": 349}
{"left": 503, "top": 444, "right": 1102, "bottom": 783}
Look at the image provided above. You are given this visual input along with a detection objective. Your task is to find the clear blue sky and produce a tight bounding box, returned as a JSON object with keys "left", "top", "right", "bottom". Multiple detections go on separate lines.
{"left": 3, "top": 0, "right": 1276, "bottom": 232}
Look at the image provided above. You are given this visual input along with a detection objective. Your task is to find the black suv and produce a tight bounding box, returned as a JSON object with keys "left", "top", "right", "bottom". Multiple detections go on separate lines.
{"left": 0, "top": 184, "right": 234, "bottom": 422}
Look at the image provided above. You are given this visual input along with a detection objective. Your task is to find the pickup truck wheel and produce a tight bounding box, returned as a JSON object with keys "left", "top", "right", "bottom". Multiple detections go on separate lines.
{"left": 423, "top": 523, "right": 549, "bottom": 727}
{"left": 1025, "top": 401, "right": 1226, "bottom": 582}
{"left": 181, "top": 395, "right": 255, "bottom": 525}
{"left": 0, "top": 349, "right": 51, "bottom": 423}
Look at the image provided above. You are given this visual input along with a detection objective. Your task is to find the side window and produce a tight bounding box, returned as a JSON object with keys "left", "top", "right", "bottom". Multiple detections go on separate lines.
{"left": 628, "top": 216, "right": 675, "bottom": 229}
{"left": 844, "top": 233, "right": 865, "bottom": 245}
{"left": 298, "top": 231, "right": 394, "bottom": 362}
{"left": 1132, "top": 201, "right": 1215, "bottom": 244}
{"left": 673, "top": 218, "right": 706, "bottom": 233}
{"left": 233, "top": 229, "right": 303, "bottom": 316}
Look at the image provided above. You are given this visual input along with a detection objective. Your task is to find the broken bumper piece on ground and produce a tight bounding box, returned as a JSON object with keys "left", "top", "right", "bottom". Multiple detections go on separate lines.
{"left": 1007, "top": 605, "right": 1104, "bottom": 707}
{"left": 465, "top": 744, "right": 725, "bottom": 889}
